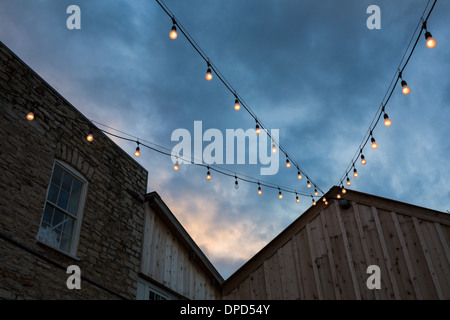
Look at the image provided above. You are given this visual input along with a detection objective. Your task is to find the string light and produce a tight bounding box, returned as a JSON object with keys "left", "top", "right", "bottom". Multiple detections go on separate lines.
{"left": 134, "top": 142, "right": 141, "bottom": 157}
{"left": 258, "top": 183, "right": 262, "bottom": 195}
{"left": 205, "top": 62, "right": 213, "bottom": 81}
{"left": 337, "top": 193, "right": 341, "bottom": 199}
{"left": 361, "top": 154, "right": 367, "bottom": 165}
{"left": 26, "top": 109, "right": 34, "bottom": 121}
{"left": 312, "top": 197, "right": 316, "bottom": 206}
{"left": 234, "top": 98, "right": 241, "bottom": 111}
{"left": 169, "top": 18, "right": 178, "bottom": 39}
{"left": 297, "top": 171, "right": 302, "bottom": 180}
{"left": 206, "top": 167, "right": 211, "bottom": 180}
{"left": 401, "top": 79, "right": 411, "bottom": 95}
{"left": 86, "top": 129, "right": 94, "bottom": 142}
{"left": 353, "top": 167, "right": 358, "bottom": 178}
{"left": 423, "top": 21, "right": 437, "bottom": 49}
{"left": 383, "top": 113, "right": 392, "bottom": 127}
{"left": 341, "top": 186, "right": 347, "bottom": 194}
{"left": 371, "top": 136, "right": 378, "bottom": 149}
{"left": 278, "top": 188, "right": 283, "bottom": 199}
{"left": 174, "top": 160, "right": 179, "bottom": 171}
{"left": 314, "top": 189, "right": 318, "bottom": 196}
{"left": 234, "top": 176, "right": 239, "bottom": 189}
{"left": 296, "top": 193, "right": 300, "bottom": 203}
{"left": 255, "top": 122, "right": 261, "bottom": 135}
{"left": 307, "top": 180, "right": 311, "bottom": 188}
{"left": 272, "top": 143, "right": 277, "bottom": 154}
{"left": 286, "top": 158, "right": 291, "bottom": 168}
{"left": 346, "top": 177, "right": 351, "bottom": 186}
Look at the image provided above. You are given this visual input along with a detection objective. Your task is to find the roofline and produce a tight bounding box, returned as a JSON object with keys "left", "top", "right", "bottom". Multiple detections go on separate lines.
{"left": 145, "top": 191, "right": 225, "bottom": 285}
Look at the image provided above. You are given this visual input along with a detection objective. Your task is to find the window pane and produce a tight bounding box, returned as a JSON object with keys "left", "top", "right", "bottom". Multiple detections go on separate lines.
{"left": 60, "top": 235, "right": 71, "bottom": 252}
{"left": 68, "top": 197, "right": 79, "bottom": 216}
{"left": 47, "top": 183, "right": 59, "bottom": 204}
{"left": 51, "top": 166, "right": 63, "bottom": 186}
{"left": 57, "top": 190, "right": 69, "bottom": 210}
{"left": 61, "top": 173, "right": 72, "bottom": 193}
{"left": 63, "top": 217, "right": 74, "bottom": 235}
{"left": 42, "top": 204, "right": 54, "bottom": 224}
{"left": 71, "top": 180, "right": 82, "bottom": 199}
{"left": 52, "top": 209, "right": 65, "bottom": 229}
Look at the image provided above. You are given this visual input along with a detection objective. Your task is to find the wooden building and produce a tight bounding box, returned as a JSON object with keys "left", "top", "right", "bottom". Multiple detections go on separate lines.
{"left": 137, "top": 192, "right": 223, "bottom": 300}
{"left": 222, "top": 186, "right": 450, "bottom": 300}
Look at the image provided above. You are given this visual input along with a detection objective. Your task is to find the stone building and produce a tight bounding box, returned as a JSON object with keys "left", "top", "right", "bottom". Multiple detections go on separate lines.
{"left": 0, "top": 41, "right": 222, "bottom": 299}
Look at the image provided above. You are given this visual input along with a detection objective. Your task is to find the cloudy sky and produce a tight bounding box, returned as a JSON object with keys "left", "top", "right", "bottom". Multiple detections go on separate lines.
{"left": 1, "top": 0, "right": 449, "bottom": 279}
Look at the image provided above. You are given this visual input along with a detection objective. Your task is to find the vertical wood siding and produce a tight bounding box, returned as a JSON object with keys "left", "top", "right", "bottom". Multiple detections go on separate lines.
{"left": 222, "top": 189, "right": 450, "bottom": 300}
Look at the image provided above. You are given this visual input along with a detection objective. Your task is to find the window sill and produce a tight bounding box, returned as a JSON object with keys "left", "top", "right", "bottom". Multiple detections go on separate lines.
{"left": 36, "top": 240, "right": 81, "bottom": 262}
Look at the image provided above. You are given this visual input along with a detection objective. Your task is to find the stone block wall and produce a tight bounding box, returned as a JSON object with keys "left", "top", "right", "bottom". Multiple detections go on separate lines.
{"left": 0, "top": 41, "right": 148, "bottom": 299}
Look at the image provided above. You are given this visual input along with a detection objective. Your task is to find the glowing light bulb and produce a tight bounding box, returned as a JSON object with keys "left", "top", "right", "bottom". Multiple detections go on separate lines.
{"left": 255, "top": 123, "right": 260, "bottom": 135}
{"left": 174, "top": 161, "right": 179, "bottom": 171}
{"left": 401, "top": 80, "right": 410, "bottom": 95}
{"left": 296, "top": 195, "right": 300, "bottom": 203}
{"left": 361, "top": 154, "right": 367, "bottom": 165}
{"left": 297, "top": 171, "right": 302, "bottom": 180}
{"left": 337, "top": 194, "right": 341, "bottom": 199}
{"left": 169, "top": 25, "right": 178, "bottom": 39}
{"left": 272, "top": 143, "right": 277, "bottom": 154}
{"left": 205, "top": 67, "right": 213, "bottom": 81}
{"left": 323, "top": 197, "right": 327, "bottom": 202}
{"left": 325, "top": 201, "right": 328, "bottom": 205}
{"left": 26, "top": 111, "right": 35, "bottom": 121}
{"left": 353, "top": 168, "right": 358, "bottom": 178}
{"left": 286, "top": 159, "right": 291, "bottom": 168}
{"left": 278, "top": 191, "right": 283, "bottom": 199}
{"left": 342, "top": 187, "right": 347, "bottom": 194}
{"left": 86, "top": 131, "right": 94, "bottom": 142}
{"left": 234, "top": 99, "right": 241, "bottom": 111}
{"left": 258, "top": 186, "right": 262, "bottom": 195}
{"left": 312, "top": 199, "right": 317, "bottom": 206}
{"left": 314, "top": 189, "right": 318, "bottom": 196}
{"left": 206, "top": 170, "right": 211, "bottom": 180}
{"left": 346, "top": 177, "right": 351, "bottom": 186}
{"left": 134, "top": 146, "right": 141, "bottom": 157}
{"left": 307, "top": 181, "right": 311, "bottom": 188}
{"left": 371, "top": 137, "right": 378, "bottom": 149}
{"left": 384, "top": 113, "right": 392, "bottom": 127}
{"left": 424, "top": 31, "right": 437, "bottom": 49}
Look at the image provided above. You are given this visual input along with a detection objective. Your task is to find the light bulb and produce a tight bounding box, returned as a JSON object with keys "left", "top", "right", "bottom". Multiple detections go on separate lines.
{"left": 205, "top": 67, "right": 213, "bottom": 81}
{"left": 346, "top": 177, "right": 351, "bottom": 186}
{"left": 353, "top": 168, "right": 358, "bottom": 178}
{"left": 258, "top": 186, "right": 262, "bottom": 195}
{"left": 325, "top": 201, "right": 328, "bottom": 205}
{"left": 26, "top": 111, "right": 35, "bottom": 121}
{"left": 286, "top": 159, "right": 291, "bottom": 168}
{"left": 312, "top": 199, "right": 316, "bottom": 206}
{"left": 401, "top": 80, "right": 410, "bottom": 95}
{"left": 371, "top": 137, "right": 378, "bottom": 149}
{"left": 86, "top": 132, "right": 94, "bottom": 142}
{"left": 234, "top": 179, "right": 239, "bottom": 189}
{"left": 134, "top": 146, "right": 141, "bottom": 157}
{"left": 278, "top": 191, "right": 283, "bottom": 199}
{"left": 272, "top": 143, "right": 277, "bottom": 154}
{"left": 206, "top": 170, "right": 211, "bottom": 180}
{"left": 314, "top": 189, "right": 318, "bottom": 196}
{"left": 296, "top": 195, "right": 300, "bottom": 203}
{"left": 174, "top": 161, "right": 179, "bottom": 171}
{"left": 297, "top": 171, "right": 302, "bottom": 180}
{"left": 337, "top": 194, "right": 341, "bottom": 199}
{"left": 307, "top": 181, "right": 311, "bottom": 188}
{"left": 255, "top": 123, "right": 260, "bottom": 135}
{"left": 384, "top": 113, "right": 392, "bottom": 127}
{"left": 169, "top": 25, "right": 178, "bottom": 39}
{"left": 322, "top": 197, "right": 327, "bottom": 202}
{"left": 361, "top": 154, "right": 367, "bottom": 165}
{"left": 425, "top": 31, "right": 437, "bottom": 49}
{"left": 342, "top": 186, "right": 347, "bottom": 194}
{"left": 234, "top": 99, "right": 241, "bottom": 111}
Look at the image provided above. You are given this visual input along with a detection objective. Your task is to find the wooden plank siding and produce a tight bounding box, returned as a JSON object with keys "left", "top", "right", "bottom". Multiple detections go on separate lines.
{"left": 222, "top": 186, "right": 450, "bottom": 300}
{"left": 140, "top": 193, "right": 223, "bottom": 300}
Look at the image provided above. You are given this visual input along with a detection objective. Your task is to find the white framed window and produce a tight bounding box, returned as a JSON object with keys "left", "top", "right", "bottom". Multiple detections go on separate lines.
{"left": 37, "top": 160, "right": 87, "bottom": 257}
{"left": 137, "top": 278, "right": 177, "bottom": 300}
